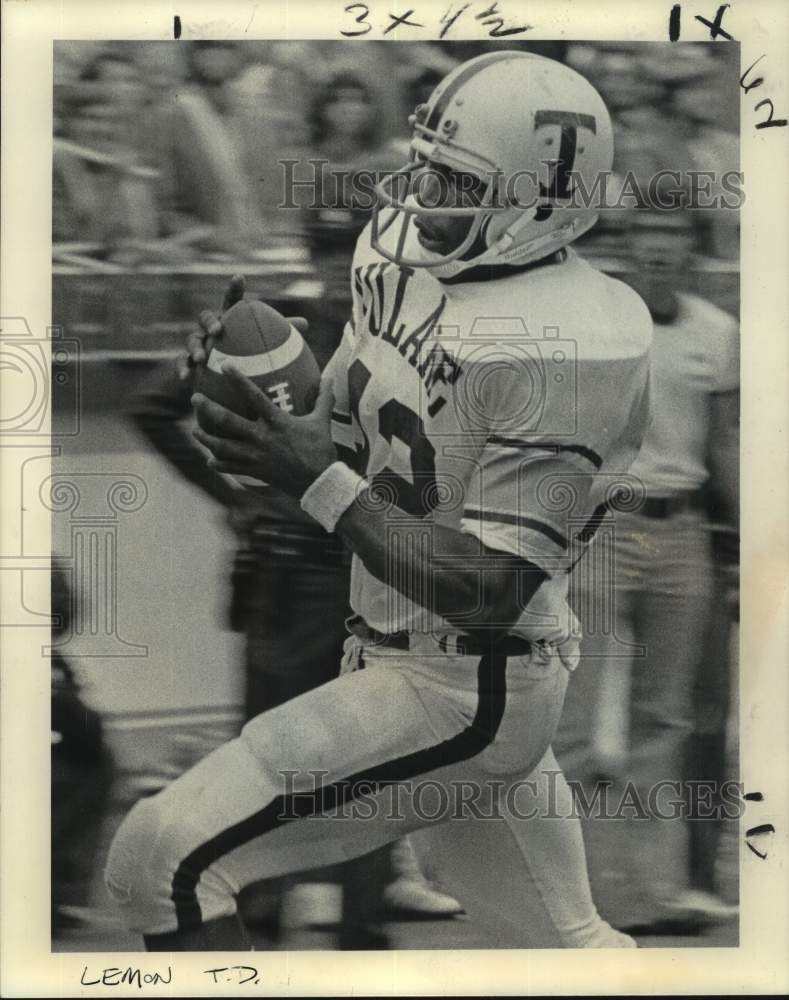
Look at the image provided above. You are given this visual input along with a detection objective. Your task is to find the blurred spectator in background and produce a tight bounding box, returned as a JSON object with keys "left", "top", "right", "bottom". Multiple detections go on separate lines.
{"left": 51, "top": 564, "right": 114, "bottom": 934}
{"left": 384, "top": 52, "right": 460, "bottom": 163}
{"left": 670, "top": 75, "right": 739, "bottom": 260}
{"left": 233, "top": 42, "right": 319, "bottom": 235}
{"left": 555, "top": 211, "right": 739, "bottom": 930}
{"left": 53, "top": 39, "right": 740, "bottom": 271}
{"left": 53, "top": 60, "right": 161, "bottom": 259}
{"left": 151, "top": 41, "right": 267, "bottom": 251}
{"left": 568, "top": 43, "right": 738, "bottom": 264}
{"left": 303, "top": 67, "right": 399, "bottom": 291}
{"left": 570, "top": 43, "right": 708, "bottom": 179}
{"left": 570, "top": 43, "right": 691, "bottom": 258}
{"left": 83, "top": 50, "right": 148, "bottom": 125}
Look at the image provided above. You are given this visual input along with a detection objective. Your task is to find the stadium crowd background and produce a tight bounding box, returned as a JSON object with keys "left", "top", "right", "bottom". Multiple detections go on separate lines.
{"left": 53, "top": 40, "right": 739, "bottom": 322}
{"left": 50, "top": 40, "right": 740, "bottom": 948}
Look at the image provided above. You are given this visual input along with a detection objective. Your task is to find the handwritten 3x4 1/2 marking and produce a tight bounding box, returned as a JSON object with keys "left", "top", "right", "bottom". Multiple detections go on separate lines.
{"left": 341, "top": 2, "right": 530, "bottom": 38}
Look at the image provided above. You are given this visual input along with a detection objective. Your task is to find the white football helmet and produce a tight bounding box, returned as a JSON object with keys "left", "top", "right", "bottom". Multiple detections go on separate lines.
{"left": 371, "top": 51, "right": 613, "bottom": 278}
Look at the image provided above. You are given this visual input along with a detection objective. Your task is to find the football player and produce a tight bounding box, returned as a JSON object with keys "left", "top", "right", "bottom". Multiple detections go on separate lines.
{"left": 105, "top": 50, "right": 652, "bottom": 950}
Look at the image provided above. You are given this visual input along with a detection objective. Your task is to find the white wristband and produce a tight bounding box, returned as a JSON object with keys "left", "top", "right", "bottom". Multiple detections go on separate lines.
{"left": 300, "top": 461, "right": 366, "bottom": 533}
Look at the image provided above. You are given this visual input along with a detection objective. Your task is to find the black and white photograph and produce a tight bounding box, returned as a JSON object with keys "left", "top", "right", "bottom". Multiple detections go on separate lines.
{"left": 1, "top": 1, "right": 788, "bottom": 996}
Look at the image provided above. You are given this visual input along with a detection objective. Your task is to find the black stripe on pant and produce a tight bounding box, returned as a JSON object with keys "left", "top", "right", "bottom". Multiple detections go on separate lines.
{"left": 171, "top": 649, "right": 508, "bottom": 931}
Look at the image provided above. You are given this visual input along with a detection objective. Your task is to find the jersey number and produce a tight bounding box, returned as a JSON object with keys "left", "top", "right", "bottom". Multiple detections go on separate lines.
{"left": 346, "top": 358, "right": 438, "bottom": 517}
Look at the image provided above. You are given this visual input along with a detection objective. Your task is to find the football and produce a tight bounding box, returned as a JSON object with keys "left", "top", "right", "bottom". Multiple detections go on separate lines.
{"left": 196, "top": 298, "right": 322, "bottom": 494}
{"left": 197, "top": 298, "right": 321, "bottom": 421}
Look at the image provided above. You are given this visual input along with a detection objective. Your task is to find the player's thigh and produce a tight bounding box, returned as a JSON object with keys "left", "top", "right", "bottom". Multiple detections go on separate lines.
{"left": 231, "top": 651, "right": 570, "bottom": 880}
{"left": 143, "top": 661, "right": 459, "bottom": 882}
{"left": 239, "top": 659, "right": 467, "bottom": 783}
{"left": 107, "top": 665, "right": 469, "bottom": 931}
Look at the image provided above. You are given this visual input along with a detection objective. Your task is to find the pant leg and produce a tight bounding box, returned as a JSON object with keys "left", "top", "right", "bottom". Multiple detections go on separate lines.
{"left": 384, "top": 641, "right": 631, "bottom": 948}
{"left": 685, "top": 544, "right": 735, "bottom": 892}
{"left": 105, "top": 658, "right": 474, "bottom": 936}
{"left": 416, "top": 747, "right": 634, "bottom": 949}
{"left": 106, "top": 639, "right": 619, "bottom": 947}
{"left": 626, "top": 512, "right": 714, "bottom": 903}
{"left": 554, "top": 576, "right": 637, "bottom": 781}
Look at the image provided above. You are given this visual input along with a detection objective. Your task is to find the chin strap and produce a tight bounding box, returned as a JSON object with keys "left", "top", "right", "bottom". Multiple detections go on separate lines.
{"left": 423, "top": 211, "right": 597, "bottom": 278}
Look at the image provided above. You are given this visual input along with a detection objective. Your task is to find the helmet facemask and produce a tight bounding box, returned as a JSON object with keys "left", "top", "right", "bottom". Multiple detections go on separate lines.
{"left": 370, "top": 122, "right": 585, "bottom": 276}
{"left": 371, "top": 104, "right": 511, "bottom": 270}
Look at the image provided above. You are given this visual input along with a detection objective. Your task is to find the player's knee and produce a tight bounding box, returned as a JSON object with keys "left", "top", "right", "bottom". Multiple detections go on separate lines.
{"left": 104, "top": 794, "right": 181, "bottom": 932}
{"left": 105, "top": 795, "right": 161, "bottom": 904}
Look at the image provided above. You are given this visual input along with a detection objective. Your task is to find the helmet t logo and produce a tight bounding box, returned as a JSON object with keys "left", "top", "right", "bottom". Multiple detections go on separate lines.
{"left": 534, "top": 110, "right": 597, "bottom": 202}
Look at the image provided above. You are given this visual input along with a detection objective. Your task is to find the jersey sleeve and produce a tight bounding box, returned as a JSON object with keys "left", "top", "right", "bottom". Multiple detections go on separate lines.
{"left": 457, "top": 361, "right": 599, "bottom": 576}
{"left": 460, "top": 447, "right": 596, "bottom": 576}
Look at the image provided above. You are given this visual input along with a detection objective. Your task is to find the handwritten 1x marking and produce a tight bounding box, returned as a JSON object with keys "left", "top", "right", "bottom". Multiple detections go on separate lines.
{"left": 668, "top": 3, "right": 732, "bottom": 40}
{"left": 670, "top": 5, "right": 786, "bottom": 129}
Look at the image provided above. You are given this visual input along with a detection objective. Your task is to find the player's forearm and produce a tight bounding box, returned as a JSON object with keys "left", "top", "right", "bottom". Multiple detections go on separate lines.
{"left": 335, "top": 497, "right": 547, "bottom": 638}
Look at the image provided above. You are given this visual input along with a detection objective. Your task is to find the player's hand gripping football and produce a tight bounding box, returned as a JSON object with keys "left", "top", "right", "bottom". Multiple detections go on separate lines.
{"left": 191, "top": 367, "right": 337, "bottom": 498}
{"left": 176, "top": 274, "right": 310, "bottom": 378}
{"left": 176, "top": 273, "right": 244, "bottom": 380}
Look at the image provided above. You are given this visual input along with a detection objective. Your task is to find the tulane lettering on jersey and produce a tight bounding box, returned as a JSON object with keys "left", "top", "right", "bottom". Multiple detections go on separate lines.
{"left": 351, "top": 261, "right": 462, "bottom": 419}
{"left": 328, "top": 222, "right": 653, "bottom": 642}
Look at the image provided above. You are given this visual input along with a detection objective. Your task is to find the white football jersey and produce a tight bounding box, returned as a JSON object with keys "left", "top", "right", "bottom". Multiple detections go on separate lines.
{"left": 328, "top": 222, "right": 652, "bottom": 644}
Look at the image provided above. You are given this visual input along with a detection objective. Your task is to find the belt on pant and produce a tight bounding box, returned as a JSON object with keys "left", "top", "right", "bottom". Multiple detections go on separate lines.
{"left": 639, "top": 491, "right": 706, "bottom": 519}
{"left": 346, "top": 614, "right": 533, "bottom": 658}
